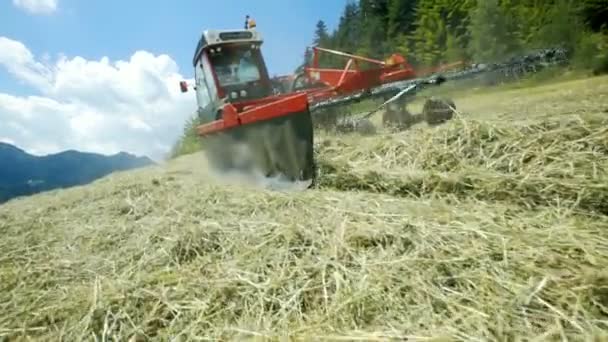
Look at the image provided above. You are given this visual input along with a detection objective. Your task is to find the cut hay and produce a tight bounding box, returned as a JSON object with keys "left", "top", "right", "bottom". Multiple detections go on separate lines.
{"left": 316, "top": 114, "right": 608, "bottom": 215}
{"left": 1, "top": 76, "right": 608, "bottom": 341}
{"left": 1, "top": 171, "right": 607, "bottom": 341}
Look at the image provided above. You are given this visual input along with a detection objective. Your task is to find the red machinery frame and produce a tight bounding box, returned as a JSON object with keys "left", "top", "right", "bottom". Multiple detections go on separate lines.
{"left": 293, "top": 46, "right": 465, "bottom": 104}
{"left": 196, "top": 92, "right": 309, "bottom": 135}
{"left": 191, "top": 45, "right": 465, "bottom": 136}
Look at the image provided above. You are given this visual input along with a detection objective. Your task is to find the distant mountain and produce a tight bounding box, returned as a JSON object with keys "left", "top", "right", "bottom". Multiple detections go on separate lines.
{"left": 0, "top": 143, "right": 155, "bottom": 203}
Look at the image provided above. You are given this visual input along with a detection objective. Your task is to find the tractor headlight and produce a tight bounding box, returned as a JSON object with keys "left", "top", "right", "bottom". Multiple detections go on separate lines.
{"left": 231, "top": 91, "right": 238, "bottom": 99}
{"left": 240, "top": 90, "right": 247, "bottom": 97}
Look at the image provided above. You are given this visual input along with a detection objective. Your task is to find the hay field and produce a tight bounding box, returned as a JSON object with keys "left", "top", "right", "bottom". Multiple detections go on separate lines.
{"left": 1, "top": 75, "right": 607, "bottom": 341}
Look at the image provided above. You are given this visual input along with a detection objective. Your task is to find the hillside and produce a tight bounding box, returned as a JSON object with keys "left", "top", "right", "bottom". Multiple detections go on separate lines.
{"left": 0, "top": 144, "right": 154, "bottom": 203}
{"left": 1, "top": 75, "right": 607, "bottom": 340}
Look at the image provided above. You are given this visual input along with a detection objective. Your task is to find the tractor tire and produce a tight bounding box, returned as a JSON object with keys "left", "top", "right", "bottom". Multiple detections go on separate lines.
{"left": 382, "top": 103, "right": 415, "bottom": 131}
{"left": 290, "top": 72, "right": 307, "bottom": 92}
{"left": 312, "top": 107, "right": 340, "bottom": 131}
{"left": 335, "top": 118, "right": 376, "bottom": 135}
{"left": 334, "top": 118, "right": 356, "bottom": 134}
{"left": 423, "top": 97, "right": 456, "bottom": 126}
{"left": 355, "top": 118, "right": 376, "bottom": 135}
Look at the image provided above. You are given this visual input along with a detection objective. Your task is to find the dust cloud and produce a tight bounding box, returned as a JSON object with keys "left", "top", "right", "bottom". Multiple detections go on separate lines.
{"left": 182, "top": 142, "right": 313, "bottom": 193}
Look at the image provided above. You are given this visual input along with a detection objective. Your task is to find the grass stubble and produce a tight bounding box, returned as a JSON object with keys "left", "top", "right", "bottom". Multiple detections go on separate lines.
{"left": 0, "top": 76, "right": 607, "bottom": 341}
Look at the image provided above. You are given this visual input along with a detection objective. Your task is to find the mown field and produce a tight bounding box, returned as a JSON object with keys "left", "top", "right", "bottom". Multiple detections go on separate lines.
{"left": 1, "top": 74, "right": 607, "bottom": 341}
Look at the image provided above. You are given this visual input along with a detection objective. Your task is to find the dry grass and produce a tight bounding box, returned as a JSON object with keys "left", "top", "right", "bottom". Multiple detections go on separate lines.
{"left": 1, "top": 75, "right": 608, "bottom": 341}
{"left": 409, "top": 73, "right": 608, "bottom": 124}
{"left": 316, "top": 114, "right": 608, "bottom": 215}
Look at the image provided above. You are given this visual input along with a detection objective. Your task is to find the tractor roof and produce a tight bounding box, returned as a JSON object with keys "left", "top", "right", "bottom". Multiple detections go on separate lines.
{"left": 192, "top": 29, "right": 263, "bottom": 66}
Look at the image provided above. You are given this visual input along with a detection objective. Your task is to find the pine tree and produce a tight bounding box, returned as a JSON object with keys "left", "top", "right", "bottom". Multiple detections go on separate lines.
{"left": 581, "top": 0, "right": 608, "bottom": 32}
{"left": 334, "top": 1, "right": 361, "bottom": 53}
{"left": 313, "top": 20, "right": 330, "bottom": 47}
{"left": 444, "top": 32, "right": 467, "bottom": 63}
{"left": 501, "top": 0, "right": 550, "bottom": 49}
{"left": 534, "top": 0, "right": 585, "bottom": 53}
{"left": 467, "top": 0, "right": 513, "bottom": 63}
{"left": 315, "top": 20, "right": 343, "bottom": 68}
{"left": 410, "top": 0, "right": 446, "bottom": 66}
{"left": 386, "top": 0, "right": 418, "bottom": 39}
{"left": 358, "top": 0, "right": 390, "bottom": 58}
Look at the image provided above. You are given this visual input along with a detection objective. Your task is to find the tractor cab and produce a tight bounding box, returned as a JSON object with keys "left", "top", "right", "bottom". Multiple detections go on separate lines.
{"left": 181, "top": 29, "right": 274, "bottom": 122}
{"left": 179, "top": 26, "right": 316, "bottom": 184}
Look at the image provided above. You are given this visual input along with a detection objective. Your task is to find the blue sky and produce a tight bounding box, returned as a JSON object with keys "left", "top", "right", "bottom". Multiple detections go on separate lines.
{"left": 0, "top": 0, "right": 347, "bottom": 95}
{"left": 0, "top": 0, "right": 349, "bottom": 160}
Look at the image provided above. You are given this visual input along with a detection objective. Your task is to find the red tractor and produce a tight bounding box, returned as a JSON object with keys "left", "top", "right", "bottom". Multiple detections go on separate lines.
{"left": 179, "top": 29, "right": 315, "bottom": 184}
{"left": 179, "top": 27, "right": 465, "bottom": 185}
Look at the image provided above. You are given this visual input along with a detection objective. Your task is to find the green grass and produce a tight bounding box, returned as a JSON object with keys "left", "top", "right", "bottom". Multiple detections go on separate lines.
{"left": 169, "top": 115, "right": 203, "bottom": 159}
{"left": 411, "top": 65, "right": 592, "bottom": 104}
{"left": 1, "top": 75, "right": 607, "bottom": 341}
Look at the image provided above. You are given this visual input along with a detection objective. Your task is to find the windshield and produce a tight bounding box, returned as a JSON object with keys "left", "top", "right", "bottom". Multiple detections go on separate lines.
{"left": 209, "top": 46, "right": 261, "bottom": 87}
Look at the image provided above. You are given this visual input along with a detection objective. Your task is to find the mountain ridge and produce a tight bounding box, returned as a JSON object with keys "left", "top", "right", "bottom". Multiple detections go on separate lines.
{"left": 0, "top": 142, "right": 155, "bottom": 203}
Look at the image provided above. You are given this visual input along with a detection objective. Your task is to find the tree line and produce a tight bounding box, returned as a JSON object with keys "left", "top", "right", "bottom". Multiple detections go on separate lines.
{"left": 300, "top": 0, "right": 608, "bottom": 72}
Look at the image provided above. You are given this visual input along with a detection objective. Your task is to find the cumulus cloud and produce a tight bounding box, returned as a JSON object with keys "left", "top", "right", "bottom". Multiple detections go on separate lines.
{"left": 0, "top": 37, "right": 53, "bottom": 90}
{"left": 0, "top": 36, "right": 196, "bottom": 161}
{"left": 12, "top": 0, "right": 58, "bottom": 15}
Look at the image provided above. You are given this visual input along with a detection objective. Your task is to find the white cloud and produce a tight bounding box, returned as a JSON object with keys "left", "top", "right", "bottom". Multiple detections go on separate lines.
{"left": 12, "top": 0, "right": 58, "bottom": 15}
{"left": 0, "top": 36, "right": 197, "bottom": 161}
{"left": 0, "top": 37, "right": 53, "bottom": 90}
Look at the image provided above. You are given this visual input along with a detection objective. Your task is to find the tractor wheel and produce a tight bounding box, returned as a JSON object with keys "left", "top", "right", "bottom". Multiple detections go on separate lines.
{"left": 382, "top": 103, "right": 415, "bottom": 131}
{"left": 422, "top": 97, "right": 456, "bottom": 126}
{"left": 334, "top": 120, "right": 355, "bottom": 134}
{"left": 355, "top": 118, "right": 376, "bottom": 135}
{"left": 312, "top": 107, "right": 340, "bottom": 131}
{"left": 334, "top": 118, "right": 376, "bottom": 135}
{"left": 290, "top": 73, "right": 308, "bottom": 92}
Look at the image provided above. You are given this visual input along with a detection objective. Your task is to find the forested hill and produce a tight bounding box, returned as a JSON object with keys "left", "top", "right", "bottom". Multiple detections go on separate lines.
{"left": 300, "top": 0, "right": 608, "bottom": 71}
{"left": 0, "top": 143, "right": 154, "bottom": 203}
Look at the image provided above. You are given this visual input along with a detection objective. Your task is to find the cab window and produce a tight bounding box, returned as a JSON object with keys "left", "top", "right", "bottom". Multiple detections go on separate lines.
{"left": 209, "top": 46, "right": 262, "bottom": 87}
{"left": 200, "top": 54, "right": 218, "bottom": 100}
{"left": 194, "top": 60, "right": 211, "bottom": 110}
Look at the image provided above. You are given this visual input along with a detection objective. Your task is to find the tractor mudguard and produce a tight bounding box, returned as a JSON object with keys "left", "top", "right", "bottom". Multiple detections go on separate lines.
{"left": 197, "top": 93, "right": 315, "bottom": 185}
